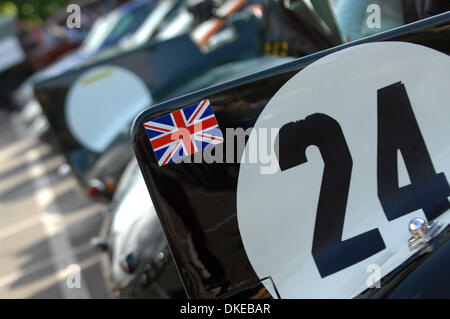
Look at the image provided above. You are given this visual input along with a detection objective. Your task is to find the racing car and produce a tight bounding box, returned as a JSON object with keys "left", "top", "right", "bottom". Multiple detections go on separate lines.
{"left": 130, "top": 6, "right": 450, "bottom": 298}
{"left": 34, "top": 0, "right": 340, "bottom": 200}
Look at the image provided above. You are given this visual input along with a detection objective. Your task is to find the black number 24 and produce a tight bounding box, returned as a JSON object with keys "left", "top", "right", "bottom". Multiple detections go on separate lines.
{"left": 275, "top": 82, "right": 450, "bottom": 278}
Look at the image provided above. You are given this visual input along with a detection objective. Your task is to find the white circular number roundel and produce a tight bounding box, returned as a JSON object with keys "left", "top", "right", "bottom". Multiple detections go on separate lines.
{"left": 66, "top": 65, "right": 152, "bottom": 153}
{"left": 236, "top": 42, "right": 450, "bottom": 298}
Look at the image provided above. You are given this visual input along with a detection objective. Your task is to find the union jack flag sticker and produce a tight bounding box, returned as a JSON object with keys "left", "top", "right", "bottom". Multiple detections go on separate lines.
{"left": 143, "top": 99, "right": 224, "bottom": 166}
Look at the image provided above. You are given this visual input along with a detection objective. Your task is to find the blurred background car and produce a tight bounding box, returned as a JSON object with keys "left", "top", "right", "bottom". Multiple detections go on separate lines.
{"left": 14, "top": 0, "right": 164, "bottom": 124}
{"left": 95, "top": 158, "right": 186, "bottom": 298}
{"left": 1, "top": 0, "right": 122, "bottom": 111}
{"left": 25, "top": 0, "right": 121, "bottom": 72}
{"left": 32, "top": 0, "right": 272, "bottom": 199}
{"left": 16, "top": 0, "right": 193, "bottom": 134}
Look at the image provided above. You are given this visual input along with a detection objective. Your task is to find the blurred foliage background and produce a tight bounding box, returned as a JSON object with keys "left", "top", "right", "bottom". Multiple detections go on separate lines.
{"left": 0, "top": 0, "right": 71, "bottom": 28}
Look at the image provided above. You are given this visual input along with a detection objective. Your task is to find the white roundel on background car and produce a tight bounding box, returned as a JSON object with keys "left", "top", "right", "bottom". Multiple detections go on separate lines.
{"left": 66, "top": 65, "right": 152, "bottom": 153}
{"left": 236, "top": 42, "right": 450, "bottom": 298}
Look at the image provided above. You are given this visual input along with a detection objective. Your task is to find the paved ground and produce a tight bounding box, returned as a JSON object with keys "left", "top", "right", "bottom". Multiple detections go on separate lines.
{"left": 0, "top": 110, "right": 111, "bottom": 298}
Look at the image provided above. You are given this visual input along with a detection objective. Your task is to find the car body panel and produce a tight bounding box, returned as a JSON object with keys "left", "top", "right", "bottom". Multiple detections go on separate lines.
{"left": 131, "top": 12, "right": 450, "bottom": 298}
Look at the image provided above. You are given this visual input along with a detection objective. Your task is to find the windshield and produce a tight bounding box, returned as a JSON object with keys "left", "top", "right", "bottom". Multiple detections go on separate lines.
{"left": 131, "top": 0, "right": 182, "bottom": 45}
{"left": 81, "top": 12, "right": 121, "bottom": 53}
{"left": 81, "top": 1, "right": 157, "bottom": 53}
{"left": 102, "top": 2, "right": 157, "bottom": 48}
{"left": 154, "top": 5, "right": 194, "bottom": 42}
